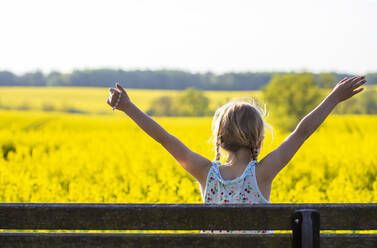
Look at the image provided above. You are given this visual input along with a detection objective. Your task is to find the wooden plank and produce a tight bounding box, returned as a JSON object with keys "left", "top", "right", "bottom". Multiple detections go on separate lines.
{"left": 320, "top": 233, "right": 377, "bottom": 248}
{"left": 0, "top": 232, "right": 291, "bottom": 248}
{"left": 0, "top": 233, "right": 376, "bottom": 248}
{"left": 0, "top": 203, "right": 376, "bottom": 230}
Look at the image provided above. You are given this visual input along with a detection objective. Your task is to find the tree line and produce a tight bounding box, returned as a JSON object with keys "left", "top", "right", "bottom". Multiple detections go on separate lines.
{"left": 148, "top": 73, "right": 377, "bottom": 131}
{"left": 0, "top": 69, "right": 376, "bottom": 90}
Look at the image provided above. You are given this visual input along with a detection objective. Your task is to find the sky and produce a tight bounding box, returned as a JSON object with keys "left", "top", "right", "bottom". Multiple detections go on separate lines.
{"left": 0, "top": 0, "right": 376, "bottom": 75}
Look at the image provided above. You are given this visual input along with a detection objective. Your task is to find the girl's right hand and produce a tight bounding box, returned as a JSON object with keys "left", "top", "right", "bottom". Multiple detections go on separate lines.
{"left": 106, "top": 82, "right": 132, "bottom": 111}
{"left": 329, "top": 75, "right": 366, "bottom": 103}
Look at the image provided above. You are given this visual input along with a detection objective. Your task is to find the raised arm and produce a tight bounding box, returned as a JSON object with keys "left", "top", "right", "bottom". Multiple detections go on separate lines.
{"left": 106, "top": 83, "right": 211, "bottom": 184}
{"left": 259, "top": 76, "right": 367, "bottom": 183}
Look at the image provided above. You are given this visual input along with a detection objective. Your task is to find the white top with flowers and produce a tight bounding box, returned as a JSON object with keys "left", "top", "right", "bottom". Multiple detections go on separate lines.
{"left": 200, "top": 160, "right": 273, "bottom": 234}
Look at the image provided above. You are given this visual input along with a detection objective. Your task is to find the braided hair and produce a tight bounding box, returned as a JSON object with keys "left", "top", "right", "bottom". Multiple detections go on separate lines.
{"left": 250, "top": 143, "right": 259, "bottom": 161}
{"left": 215, "top": 139, "right": 221, "bottom": 161}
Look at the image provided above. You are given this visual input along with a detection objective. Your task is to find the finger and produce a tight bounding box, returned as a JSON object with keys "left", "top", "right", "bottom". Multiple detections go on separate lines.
{"left": 107, "top": 92, "right": 118, "bottom": 105}
{"left": 352, "top": 87, "right": 364, "bottom": 96}
{"left": 353, "top": 79, "right": 367, "bottom": 88}
{"left": 344, "top": 76, "right": 359, "bottom": 88}
{"left": 350, "top": 76, "right": 365, "bottom": 88}
{"left": 110, "top": 89, "right": 120, "bottom": 99}
{"left": 109, "top": 88, "right": 117, "bottom": 94}
{"left": 116, "top": 82, "right": 127, "bottom": 94}
{"left": 346, "top": 76, "right": 358, "bottom": 84}
{"left": 338, "top": 77, "right": 348, "bottom": 84}
{"left": 353, "top": 75, "right": 364, "bottom": 81}
{"left": 350, "top": 76, "right": 363, "bottom": 84}
{"left": 354, "top": 75, "right": 366, "bottom": 83}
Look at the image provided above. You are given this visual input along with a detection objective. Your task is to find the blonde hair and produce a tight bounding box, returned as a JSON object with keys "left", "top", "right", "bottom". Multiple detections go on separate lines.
{"left": 211, "top": 98, "right": 271, "bottom": 162}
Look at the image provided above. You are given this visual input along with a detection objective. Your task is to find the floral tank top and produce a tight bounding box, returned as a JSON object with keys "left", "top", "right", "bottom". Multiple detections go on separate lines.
{"left": 200, "top": 160, "right": 273, "bottom": 234}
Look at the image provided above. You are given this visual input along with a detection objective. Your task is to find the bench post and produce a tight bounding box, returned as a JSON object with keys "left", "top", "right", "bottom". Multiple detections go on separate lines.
{"left": 291, "top": 209, "right": 320, "bottom": 248}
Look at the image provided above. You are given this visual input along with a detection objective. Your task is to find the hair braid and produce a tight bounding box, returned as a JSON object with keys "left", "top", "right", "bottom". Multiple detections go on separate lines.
{"left": 250, "top": 142, "right": 258, "bottom": 161}
{"left": 215, "top": 139, "right": 221, "bottom": 161}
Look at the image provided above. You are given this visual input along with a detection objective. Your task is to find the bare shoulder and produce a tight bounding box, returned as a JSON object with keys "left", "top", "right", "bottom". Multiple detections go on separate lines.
{"left": 197, "top": 160, "right": 212, "bottom": 185}
{"left": 183, "top": 151, "right": 213, "bottom": 186}
{"left": 255, "top": 157, "right": 274, "bottom": 185}
{"left": 198, "top": 161, "right": 213, "bottom": 196}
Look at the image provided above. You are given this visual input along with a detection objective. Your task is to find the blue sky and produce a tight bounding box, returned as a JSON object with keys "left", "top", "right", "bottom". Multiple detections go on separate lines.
{"left": 1, "top": 0, "right": 376, "bottom": 75}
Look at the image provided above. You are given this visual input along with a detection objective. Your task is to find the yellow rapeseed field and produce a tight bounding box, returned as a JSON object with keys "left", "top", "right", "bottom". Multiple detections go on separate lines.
{"left": 1, "top": 110, "right": 376, "bottom": 204}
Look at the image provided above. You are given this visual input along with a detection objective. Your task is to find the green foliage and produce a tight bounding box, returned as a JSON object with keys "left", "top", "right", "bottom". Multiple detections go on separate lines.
{"left": 262, "top": 73, "right": 323, "bottom": 131}
{"left": 147, "top": 88, "right": 210, "bottom": 116}
{"left": 363, "top": 91, "right": 377, "bottom": 114}
{"left": 0, "top": 71, "right": 16, "bottom": 86}
{"left": 317, "top": 72, "right": 337, "bottom": 88}
{"left": 18, "top": 70, "right": 46, "bottom": 86}
{"left": 366, "top": 73, "right": 377, "bottom": 85}
{"left": 146, "top": 96, "right": 177, "bottom": 116}
{"left": 178, "top": 88, "right": 209, "bottom": 116}
{"left": 50, "top": 69, "right": 273, "bottom": 90}
{"left": 333, "top": 96, "right": 362, "bottom": 114}
{"left": 46, "top": 71, "right": 67, "bottom": 86}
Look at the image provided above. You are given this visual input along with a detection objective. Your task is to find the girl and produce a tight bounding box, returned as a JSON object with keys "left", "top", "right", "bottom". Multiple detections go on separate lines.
{"left": 106, "top": 75, "right": 366, "bottom": 234}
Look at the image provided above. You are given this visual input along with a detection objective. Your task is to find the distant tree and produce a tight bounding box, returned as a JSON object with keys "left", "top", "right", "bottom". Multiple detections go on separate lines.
{"left": 317, "top": 72, "right": 337, "bottom": 88}
{"left": 178, "top": 88, "right": 209, "bottom": 116}
{"left": 146, "top": 88, "right": 210, "bottom": 116}
{"left": 262, "top": 73, "right": 323, "bottom": 131}
{"left": 2, "top": 68, "right": 376, "bottom": 89}
{"left": 46, "top": 71, "right": 67, "bottom": 86}
{"left": 366, "top": 73, "right": 377, "bottom": 85}
{"left": 0, "top": 71, "right": 17, "bottom": 85}
{"left": 147, "top": 96, "right": 177, "bottom": 116}
{"left": 361, "top": 91, "right": 377, "bottom": 114}
{"left": 333, "top": 96, "right": 363, "bottom": 114}
{"left": 18, "top": 70, "right": 46, "bottom": 86}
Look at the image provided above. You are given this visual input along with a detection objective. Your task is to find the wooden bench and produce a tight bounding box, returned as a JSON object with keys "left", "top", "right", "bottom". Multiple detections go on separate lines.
{"left": 0, "top": 203, "right": 376, "bottom": 247}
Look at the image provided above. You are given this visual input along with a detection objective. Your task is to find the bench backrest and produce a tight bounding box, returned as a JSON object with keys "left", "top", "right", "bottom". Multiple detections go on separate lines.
{"left": 0, "top": 203, "right": 376, "bottom": 248}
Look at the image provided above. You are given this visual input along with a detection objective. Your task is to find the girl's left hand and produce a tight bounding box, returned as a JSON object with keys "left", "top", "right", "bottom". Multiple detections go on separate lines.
{"left": 329, "top": 76, "right": 366, "bottom": 103}
{"left": 106, "top": 83, "right": 131, "bottom": 111}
